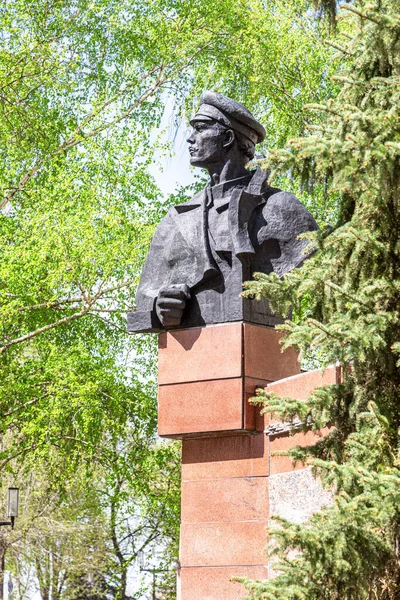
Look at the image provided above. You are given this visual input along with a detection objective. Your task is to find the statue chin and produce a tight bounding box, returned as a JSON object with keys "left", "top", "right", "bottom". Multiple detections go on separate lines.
{"left": 189, "top": 156, "right": 206, "bottom": 167}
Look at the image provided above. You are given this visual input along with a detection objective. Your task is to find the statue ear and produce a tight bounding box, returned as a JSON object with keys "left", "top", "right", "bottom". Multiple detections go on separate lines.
{"left": 222, "top": 129, "right": 235, "bottom": 150}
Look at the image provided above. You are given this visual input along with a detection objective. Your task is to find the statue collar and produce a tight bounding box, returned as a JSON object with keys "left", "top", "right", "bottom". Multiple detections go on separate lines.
{"left": 208, "top": 174, "right": 253, "bottom": 202}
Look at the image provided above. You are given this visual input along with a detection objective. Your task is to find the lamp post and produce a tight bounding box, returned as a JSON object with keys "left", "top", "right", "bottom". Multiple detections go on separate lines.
{"left": 0, "top": 488, "right": 19, "bottom": 529}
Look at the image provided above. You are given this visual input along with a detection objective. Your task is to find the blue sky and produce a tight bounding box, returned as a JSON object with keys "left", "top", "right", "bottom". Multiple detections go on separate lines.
{"left": 149, "top": 99, "right": 199, "bottom": 198}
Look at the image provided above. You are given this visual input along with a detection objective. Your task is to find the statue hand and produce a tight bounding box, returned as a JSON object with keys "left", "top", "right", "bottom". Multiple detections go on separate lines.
{"left": 156, "top": 284, "right": 191, "bottom": 328}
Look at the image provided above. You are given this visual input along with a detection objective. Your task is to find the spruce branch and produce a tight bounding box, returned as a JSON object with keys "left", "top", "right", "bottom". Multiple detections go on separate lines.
{"left": 339, "top": 4, "right": 381, "bottom": 26}
{"left": 324, "top": 40, "right": 352, "bottom": 55}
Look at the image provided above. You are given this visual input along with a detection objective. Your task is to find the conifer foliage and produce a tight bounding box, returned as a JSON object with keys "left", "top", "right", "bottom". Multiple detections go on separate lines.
{"left": 242, "top": 2, "right": 400, "bottom": 598}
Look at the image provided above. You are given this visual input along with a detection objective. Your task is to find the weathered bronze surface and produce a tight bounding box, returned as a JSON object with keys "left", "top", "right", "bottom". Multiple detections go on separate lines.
{"left": 128, "top": 92, "right": 317, "bottom": 333}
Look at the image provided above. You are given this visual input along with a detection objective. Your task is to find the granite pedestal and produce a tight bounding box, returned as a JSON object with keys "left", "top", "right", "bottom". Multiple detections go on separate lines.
{"left": 158, "top": 322, "right": 339, "bottom": 599}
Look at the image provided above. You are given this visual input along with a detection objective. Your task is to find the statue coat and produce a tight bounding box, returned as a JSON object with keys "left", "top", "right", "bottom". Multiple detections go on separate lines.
{"left": 129, "top": 170, "right": 318, "bottom": 332}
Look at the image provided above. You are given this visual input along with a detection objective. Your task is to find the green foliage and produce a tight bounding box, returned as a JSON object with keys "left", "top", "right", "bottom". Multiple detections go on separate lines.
{"left": 0, "top": 0, "right": 338, "bottom": 596}
{"left": 2, "top": 452, "right": 181, "bottom": 600}
{"left": 242, "top": 1, "right": 400, "bottom": 598}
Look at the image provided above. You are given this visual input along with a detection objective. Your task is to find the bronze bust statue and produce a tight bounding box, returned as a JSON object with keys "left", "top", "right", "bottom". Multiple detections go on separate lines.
{"left": 128, "top": 91, "right": 317, "bottom": 333}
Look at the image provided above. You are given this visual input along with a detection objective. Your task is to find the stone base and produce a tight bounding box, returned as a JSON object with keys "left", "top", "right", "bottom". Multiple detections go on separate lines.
{"left": 179, "top": 432, "right": 269, "bottom": 600}
{"left": 158, "top": 322, "right": 300, "bottom": 438}
{"left": 157, "top": 323, "right": 340, "bottom": 599}
{"left": 178, "top": 566, "right": 268, "bottom": 600}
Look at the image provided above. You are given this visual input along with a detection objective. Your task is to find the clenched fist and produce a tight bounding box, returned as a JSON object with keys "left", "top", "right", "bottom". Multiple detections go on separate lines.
{"left": 156, "top": 284, "right": 191, "bottom": 328}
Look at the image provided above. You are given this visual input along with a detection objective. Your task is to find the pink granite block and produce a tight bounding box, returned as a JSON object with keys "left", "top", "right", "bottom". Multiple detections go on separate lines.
{"left": 180, "top": 521, "right": 268, "bottom": 567}
{"left": 266, "top": 365, "right": 340, "bottom": 401}
{"left": 179, "top": 566, "right": 268, "bottom": 600}
{"left": 181, "top": 477, "right": 269, "bottom": 523}
{"left": 243, "top": 324, "right": 300, "bottom": 381}
{"left": 182, "top": 434, "right": 269, "bottom": 481}
{"left": 269, "top": 427, "right": 332, "bottom": 474}
{"left": 158, "top": 323, "right": 242, "bottom": 385}
{"left": 158, "top": 378, "right": 243, "bottom": 437}
{"left": 244, "top": 377, "right": 269, "bottom": 431}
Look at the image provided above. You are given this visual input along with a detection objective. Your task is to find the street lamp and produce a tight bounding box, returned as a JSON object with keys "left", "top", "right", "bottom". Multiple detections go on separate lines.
{"left": 0, "top": 488, "right": 19, "bottom": 529}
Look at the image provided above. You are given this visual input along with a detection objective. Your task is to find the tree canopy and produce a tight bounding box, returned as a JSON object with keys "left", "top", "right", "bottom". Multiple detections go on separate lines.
{"left": 242, "top": 1, "right": 400, "bottom": 597}
{"left": 0, "top": 0, "right": 337, "bottom": 597}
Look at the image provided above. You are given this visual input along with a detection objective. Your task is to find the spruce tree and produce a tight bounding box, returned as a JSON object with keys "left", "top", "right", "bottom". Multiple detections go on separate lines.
{"left": 242, "top": 1, "right": 400, "bottom": 598}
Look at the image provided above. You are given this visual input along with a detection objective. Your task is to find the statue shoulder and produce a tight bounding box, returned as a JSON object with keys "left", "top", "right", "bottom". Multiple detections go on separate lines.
{"left": 258, "top": 189, "right": 318, "bottom": 241}
{"left": 263, "top": 189, "right": 308, "bottom": 210}
{"left": 174, "top": 189, "right": 204, "bottom": 214}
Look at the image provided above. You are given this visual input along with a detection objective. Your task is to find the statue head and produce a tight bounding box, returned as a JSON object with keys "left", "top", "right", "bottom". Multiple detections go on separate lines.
{"left": 187, "top": 91, "right": 266, "bottom": 172}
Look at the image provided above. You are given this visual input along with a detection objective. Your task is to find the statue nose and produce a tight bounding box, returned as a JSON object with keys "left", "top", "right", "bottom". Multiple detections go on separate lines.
{"left": 186, "top": 129, "right": 195, "bottom": 144}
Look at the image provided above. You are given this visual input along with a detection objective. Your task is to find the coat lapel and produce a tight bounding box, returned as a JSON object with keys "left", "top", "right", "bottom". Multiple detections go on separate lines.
{"left": 173, "top": 189, "right": 219, "bottom": 288}
{"left": 228, "top": 169, "right": 271, "bottom": 258}
{"left": 172, "top": 170, "right": 272, "bottom": 281}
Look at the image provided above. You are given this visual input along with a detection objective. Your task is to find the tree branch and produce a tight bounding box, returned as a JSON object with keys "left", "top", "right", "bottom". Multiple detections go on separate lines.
{"left": 3, "top": 396, "right": 43, "bottom": 417}
{"left": 0, "top": 308, "right": 90, "bottom": 355}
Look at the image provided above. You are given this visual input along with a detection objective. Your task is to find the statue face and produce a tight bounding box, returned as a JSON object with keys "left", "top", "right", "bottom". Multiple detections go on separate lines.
{"left": 186, "top": 120, "right": 227, "bottom": 169}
